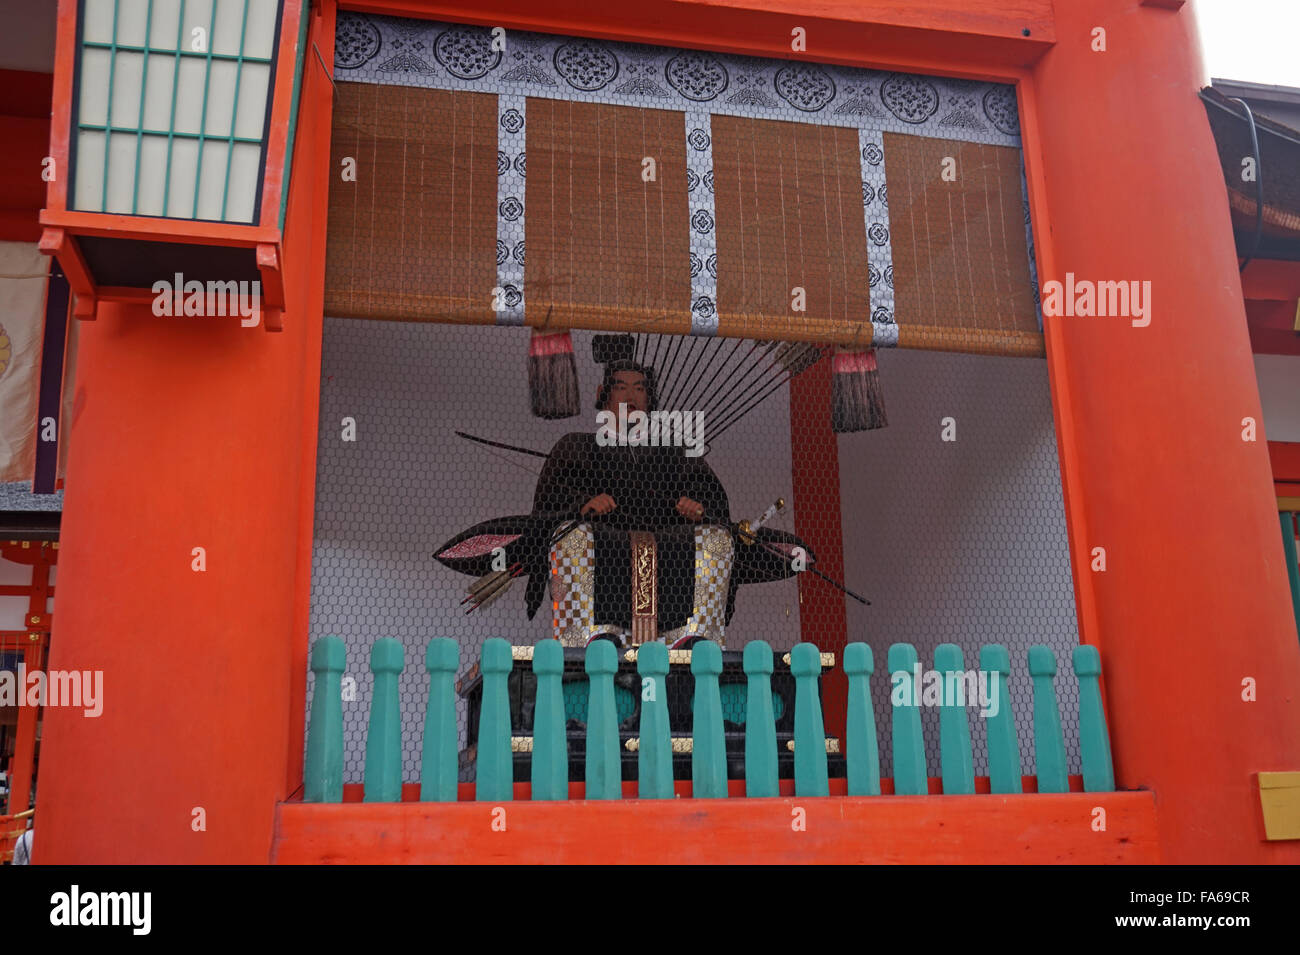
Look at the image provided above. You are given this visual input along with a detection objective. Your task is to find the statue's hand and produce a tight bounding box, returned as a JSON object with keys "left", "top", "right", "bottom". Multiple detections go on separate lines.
{"left": 582, "top": 494, "right": 617, "bottom": 516}
{"left": 677, "top": 497, "right": 706, "bottom": 521}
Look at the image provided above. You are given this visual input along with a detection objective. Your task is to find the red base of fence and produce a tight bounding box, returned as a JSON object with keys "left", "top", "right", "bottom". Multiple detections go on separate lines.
{"left": 274, "top": 789, "right": 1159, "bottom": 864}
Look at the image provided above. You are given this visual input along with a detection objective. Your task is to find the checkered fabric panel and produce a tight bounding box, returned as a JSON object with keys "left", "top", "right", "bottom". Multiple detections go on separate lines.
{"left": 549, "top": 522, "right": 733, "bottom": 646}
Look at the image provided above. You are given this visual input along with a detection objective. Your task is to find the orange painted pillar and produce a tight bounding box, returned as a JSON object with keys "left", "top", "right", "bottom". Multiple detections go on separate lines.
{"left": 32, "top": 4, "right": 336, "bottom": 863}
{"left": 1028, "top": 0, "right": 1300, "bottom": 861}
{"left": 789, "top": 361, "right": 849, "bottom": 742}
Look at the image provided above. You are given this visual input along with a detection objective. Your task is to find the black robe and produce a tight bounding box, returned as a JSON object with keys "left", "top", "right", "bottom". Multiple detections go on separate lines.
{"left": 524, "top": 432, "right": 731, "bottom": 630}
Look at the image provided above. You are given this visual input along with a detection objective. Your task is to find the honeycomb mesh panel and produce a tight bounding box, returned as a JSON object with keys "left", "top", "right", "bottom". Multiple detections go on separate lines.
{"left": 307, "top": 319, "right": 1082, "bottom": 783}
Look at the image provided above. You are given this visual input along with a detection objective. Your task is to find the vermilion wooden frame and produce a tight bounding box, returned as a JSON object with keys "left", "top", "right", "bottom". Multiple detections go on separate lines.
{"left": 32, "top": 0, "right": 1300, "bottom": 865}
{"left": 276, "top": 0, "right": 1115, "bottom": 853}
{"left": 275, "top": 789, "right": 1161, "bottom": 864}
{"left": 39, "top": 0, "right": 307, "bottom": 330}
{"left": 313, "top": 0, "right": 1102, "bottom": 752}
{"left": 284, "top": 0, "right": 1100, "bottom": 806}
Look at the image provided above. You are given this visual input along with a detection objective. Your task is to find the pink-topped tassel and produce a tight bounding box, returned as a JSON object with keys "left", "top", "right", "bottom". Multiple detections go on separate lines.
{"left": 528, "top": 329, "right": 580, "bottom": 419}
{"left": 831, "top": 346, "right": 887, "bottom": 432}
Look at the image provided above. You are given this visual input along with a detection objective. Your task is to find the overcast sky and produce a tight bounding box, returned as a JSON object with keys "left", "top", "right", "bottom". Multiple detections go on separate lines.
{"left": 1197, "top": 0, "right": 1300, "bottom": 88}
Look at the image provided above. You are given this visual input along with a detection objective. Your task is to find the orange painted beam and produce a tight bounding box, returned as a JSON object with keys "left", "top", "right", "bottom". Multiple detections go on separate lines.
{"left": 789, "top": 359, "right": 848, "bottom": 740}
{"left": 283, "top": 0, "right": 337, "bottom": 807}
{"left": 38, "top": 209, "right": 280, "bottom": 247}
{"left": 337, "top": 773, "right": 1091, "bottom": 803}
{"left": 273, "top": 790, "right": 1159, "bottom": 864}
{"left": 1028, "top": 0, "right": 1300, "bottom": 863}
{"left": 256, "top": 0, "right": 306, "bottom": 228}
{"left": 38, "top": 228, "right": 96, "bottom": 318}
{"left": 344, "top": 0, "right": 1053, "bottom": 74}
{"left": 30, "top": 3, "right": 338, "bottom": 864}
{"left": 43, "top": 0, "right": 76, "bottom": 213}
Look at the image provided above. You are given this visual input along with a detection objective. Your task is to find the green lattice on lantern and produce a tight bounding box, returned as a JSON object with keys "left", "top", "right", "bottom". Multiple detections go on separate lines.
{"left": 72, "top": 0, "right": 280, "bottom": 223}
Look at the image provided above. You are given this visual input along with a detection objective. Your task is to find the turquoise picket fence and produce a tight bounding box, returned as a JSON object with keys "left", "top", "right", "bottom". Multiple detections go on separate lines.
{"left": 303, "top": 637, "right": 1115, "bottom": 802}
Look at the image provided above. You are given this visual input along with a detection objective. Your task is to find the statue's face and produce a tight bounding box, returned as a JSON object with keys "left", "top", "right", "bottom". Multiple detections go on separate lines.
{"left": 606, "top": 370, "right": 649, "bottom": 414}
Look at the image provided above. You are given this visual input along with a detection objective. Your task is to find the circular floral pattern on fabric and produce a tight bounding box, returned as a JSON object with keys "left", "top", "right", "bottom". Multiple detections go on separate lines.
{"left": 554, "top": 41, "right": 619, "bottom": 91}
{"left": 884, "top": 265, "right": 894, "bottom": 289}
{"left": 868, "top": 265, "right": 881, "bottom": 287}
{"left": 687, "top": 128, "right": 711, "bottom": 152}
{"left": 692, "top": 296, "right": 716, "bottom": 319}
{"left": 862, "top": 182, "right": 875, "bottom": 205}
{"left": 862, "top": 142, "right": 884, "bottom": 166}
{"left": 434, "top": 26, "right": 502, "bottom": 79}
{"left": 496, "top": 151, "right": 510, "bottom": 176}
{"left": 665, "top": 52, "right": 729, "bottom": 101}
{"left": 702, "top": 170, "right": 714, "bottom": 193}
{"left": 872, "top": 305, "right": 893, "bottom": 324}
{"left": 691, "top": 210, "right": 714, "bottom": 234}
{"left": 880, "top": 74, "right": 939, "bottom": 124}
{"left": 878, "top": 184, "right": 888, "bottom": 208}
{"left": 513, "top": 152, "right": 526, "bottom": 177}
{"left": 686, "top": 169, "right": 700, "bottom": 192}
{"left": 496, "top": 240, "right": 508, "bottom": 265}
{"left": 706, "top": 253, "right": 717, "bottom": 278}
{"left": 867, "top": 222, "right": 889, "bottom": 246}
{"left": 335, "top": 14, "right": 381, "bottom": 69}
{"left": 983, "top": 85, "right": 1020, "bottom": 135}
{"left": 513, "top": 242, "right": 525, "bottom": 266}
{"left": 500, "top": 109, "right": 524, "bottom": 134}
{"left": 774, "top": 65, "right": 835, "bottom": 112}
{"left": 690, "top": 253, "right": 702, "bottom": 277}
{"left": 501, "top": 284, "right": 523, "bottom": 308}
{"left": 499, "top": 197, "right": 523, "bottom": 221}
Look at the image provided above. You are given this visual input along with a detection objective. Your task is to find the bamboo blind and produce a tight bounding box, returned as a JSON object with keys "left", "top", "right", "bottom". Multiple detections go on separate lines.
{"left": 325, "top": 81, "right": 499, "bottom": 323}
{"left": 711, "top": 115, "right": 873, "bottom": 345}
{"left": 321, "top": 84, "right": 1044, "bottom": 357}
{"left": 524, "top": 99, "right": 693, "bottom": 334}
{"left": 883, "top": 133, "right": 1042, "bottom": 356}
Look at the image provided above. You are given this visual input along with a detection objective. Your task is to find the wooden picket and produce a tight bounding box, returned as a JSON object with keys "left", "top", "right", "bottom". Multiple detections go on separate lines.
{"left": 584, "top": 640, "right": 622, "bottom": 800}
{"left": 311, "top": 633, "right": 1120, "bottom": 803}
{"left": 475, "top": 637, "right": 513, "bottom": 802}
{"left": 636, "top": 642, "right": 674, "bottom": 798}
{"left": 979, "top": 644, "right": 1023, "bottom": 794}
{"left": 1072, "top": 644, "right": 1115, "bottom": 792}
{"left": 791, "top": 642, "right": 830, "bottom": 797}
{"left": 742, "top": 640, "right": 779, "bottom": 797}
{"left": 420, "top": 637, "right": 459, "bottom": 802}
{"left": 690, "top": 640, "right": 728, "bottom": 798}
{"left": 304, "top": 636, "right": 345, "bottom": 803}
{"left": 363, "top": 638, "right": 404, "bottom": 803}
{"left": 843, "top": 642, "right": 880, "bottom": 796}
{"left": 935, "top": 644, "right": 975, "bottom": 794}
{"left": 530, "top": 639, "right": 568, "bottom": 800}
{"left": 1028, "top": 645, "right": 1069, "bottom": 794}
{"left": 888, "top": 643, "right": 929, "bottom": 794}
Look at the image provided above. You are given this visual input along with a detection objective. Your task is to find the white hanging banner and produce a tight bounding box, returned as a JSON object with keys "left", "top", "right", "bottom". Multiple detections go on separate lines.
{"left": 0, "top": 242, "right": 50, "bottom": 484}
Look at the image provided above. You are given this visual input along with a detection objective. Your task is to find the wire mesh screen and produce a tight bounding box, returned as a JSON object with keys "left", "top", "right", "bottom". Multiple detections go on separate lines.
{"left": 308, "top": 14, "right": 1076, "bottom": 790}
{"left": 307, "top": 318, "right": 1082, "bottom": 785}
